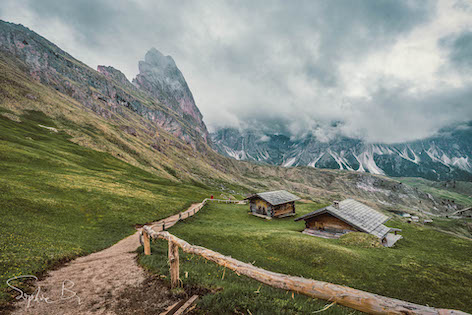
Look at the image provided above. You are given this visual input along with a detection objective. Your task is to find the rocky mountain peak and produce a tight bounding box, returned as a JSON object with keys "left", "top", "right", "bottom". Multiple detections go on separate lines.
{"left": 143, "top": 47, "right": 176, "bottom": 69}
{"left": 133, "top": 48, "right": 208, "bottom": 142}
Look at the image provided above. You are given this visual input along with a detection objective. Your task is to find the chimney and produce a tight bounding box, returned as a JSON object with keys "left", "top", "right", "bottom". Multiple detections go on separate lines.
{"left": 333, "top": 201, "right": 340, "bottom": 209}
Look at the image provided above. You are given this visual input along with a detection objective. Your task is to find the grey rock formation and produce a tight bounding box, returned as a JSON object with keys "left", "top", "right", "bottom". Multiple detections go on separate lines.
{"left": 212, "top": 123, "right": 472, "bottom": 181}
{"left": 133, "top": 48, "right": 208, "bottom": 142}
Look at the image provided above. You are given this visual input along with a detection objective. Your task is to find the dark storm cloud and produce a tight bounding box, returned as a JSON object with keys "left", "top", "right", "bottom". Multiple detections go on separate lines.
{"left": 196, "top": 1, "right": 433, "bottom": 87}
{"left": 441, "top": 30, "right": 472, "bottom": 72}
{"left": 342, "top": 79, "right": 472, "bottom": 142}
{"left": 1, "top": 0, "right": 471, "bottom": 143}
{"left": 19, "top": 0, "right": 186, "bottom": 47}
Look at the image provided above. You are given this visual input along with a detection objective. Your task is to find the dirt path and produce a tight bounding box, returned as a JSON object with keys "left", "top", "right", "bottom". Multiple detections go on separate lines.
{"left": 12, "top": 203, "right": 202, "bottom": 315}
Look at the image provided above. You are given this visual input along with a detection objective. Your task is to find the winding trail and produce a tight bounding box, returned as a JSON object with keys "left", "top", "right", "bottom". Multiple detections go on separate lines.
{"left": 12, "top": 203, "right": 203, "bottom": 315}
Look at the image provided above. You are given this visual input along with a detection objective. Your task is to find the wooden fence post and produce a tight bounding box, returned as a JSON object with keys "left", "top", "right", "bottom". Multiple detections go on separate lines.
{"left": 145, "top": 230, "right": 470, "bottom": 315}
{"left": 143, "top": 231, "right": 151, "bottom": 255}
{"left": 169, "top": 241, "right": 180, "bottom": 288}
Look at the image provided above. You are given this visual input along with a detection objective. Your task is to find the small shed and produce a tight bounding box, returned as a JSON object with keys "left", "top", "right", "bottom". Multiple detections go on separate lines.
{"left": 295, "top": 199, "right": 402, "bottom": 247}
{"left": 246, "top": 190, "right": 300, "bottom": 218}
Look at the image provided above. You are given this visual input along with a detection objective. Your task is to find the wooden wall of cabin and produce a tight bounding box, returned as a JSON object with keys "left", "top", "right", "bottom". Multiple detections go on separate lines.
{"left": 305, "top": 213, "right": 357, "bottom": 233}
{"left": 250, "top": 198, "right": 271, "bottom": 216}
{"left": 273, "top": 202, "right": 295, "bottom": 217}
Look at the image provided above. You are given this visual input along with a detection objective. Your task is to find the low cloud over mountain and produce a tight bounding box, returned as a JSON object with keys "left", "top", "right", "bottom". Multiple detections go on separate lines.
{"left": 1, "top": 0, "right": 471, "bottom": 143}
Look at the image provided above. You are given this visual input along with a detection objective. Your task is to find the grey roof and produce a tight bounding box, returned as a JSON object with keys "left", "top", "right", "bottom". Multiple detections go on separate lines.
{"left": 295, "top": 199, "right": 391, "bottom": 239}
{"left": 246, "top": 190, "right": 300, "bottom": 206}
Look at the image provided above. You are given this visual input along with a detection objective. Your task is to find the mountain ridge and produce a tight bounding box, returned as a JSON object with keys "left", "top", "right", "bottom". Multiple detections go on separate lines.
{"left": 0, "top": 20, "right": 208, "bottom": 147}
{"left": 212, "top": 124, "right": 472, "bottom": 181}
{"left": 133, "top": 47, "right": 209, "bottom": 143}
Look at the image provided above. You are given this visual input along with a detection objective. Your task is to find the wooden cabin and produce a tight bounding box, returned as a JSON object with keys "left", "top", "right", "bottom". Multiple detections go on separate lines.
{"left": 245, "top": 190, "right": 300, "bottom": 219}
{"left": 295, "top": 199, "right": 402, "bottom": 247}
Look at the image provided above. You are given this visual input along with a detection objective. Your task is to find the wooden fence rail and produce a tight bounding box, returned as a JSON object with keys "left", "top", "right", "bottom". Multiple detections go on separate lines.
{"left": 203, "top": 198, "right": 246, "bottom": 204}
{"left": 142, "top": 226, "right": 468, "bottom": 315}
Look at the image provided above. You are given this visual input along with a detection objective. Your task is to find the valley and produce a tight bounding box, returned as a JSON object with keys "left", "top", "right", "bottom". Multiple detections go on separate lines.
{"left": 0, "top": 18, "right": 471, "bottom": 315}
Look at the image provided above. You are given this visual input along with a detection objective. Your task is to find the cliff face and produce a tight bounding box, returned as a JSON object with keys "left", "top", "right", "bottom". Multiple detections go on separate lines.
{"left": 133, "top": 48, "right": 208, "bottom": 142}
{"left": 0, "top": 20, "right": 209, "bottom": 147}
{"left": 212, "top": 124, "right": 472, "bottom": 181}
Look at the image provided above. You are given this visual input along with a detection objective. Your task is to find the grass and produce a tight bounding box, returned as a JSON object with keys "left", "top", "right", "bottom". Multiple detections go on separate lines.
{"left": 0, "top": 109, "right": 217, "bottom": 306}
{"left": 139, "top": 202, "right": 472, "bottom": 314}
{"left": 427, "top": 217, "right": 472, "bottom": 239}
{"left": 401, "top": 177, "right": 472, "bottom": 207}
{"left": 1, "top": 40, "right": 472, "bottom": 314}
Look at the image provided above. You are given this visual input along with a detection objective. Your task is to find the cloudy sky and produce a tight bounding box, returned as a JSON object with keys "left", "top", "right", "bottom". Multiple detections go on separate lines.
{"left": 1, "top": 0, "right": 472, "bottom": 143}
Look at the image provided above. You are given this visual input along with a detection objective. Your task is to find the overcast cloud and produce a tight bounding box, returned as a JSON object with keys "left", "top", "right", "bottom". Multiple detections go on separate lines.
{"left": 1, "top": 0, "right": 472, "bottom": 143}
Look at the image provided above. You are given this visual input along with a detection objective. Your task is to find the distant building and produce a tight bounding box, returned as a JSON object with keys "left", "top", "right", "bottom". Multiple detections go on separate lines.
{"left": 246, "top": 190, "right": 300, "bottom": 218}
{"left": 295, "top": 199, "right": 402, "bottom": 247}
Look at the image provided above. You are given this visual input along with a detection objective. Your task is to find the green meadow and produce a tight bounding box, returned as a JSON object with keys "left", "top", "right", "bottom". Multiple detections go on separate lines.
{"left": 140, "top": 202, "right": 472, "bottom": 314}
{"left": 400, "top": 177, "right": 472, "bottom": 207}
{"left": 0, "top": 109, "right": 215, "bottom": 306}
{"left": 1, "top": 107, "right": 471, "bottom": 314}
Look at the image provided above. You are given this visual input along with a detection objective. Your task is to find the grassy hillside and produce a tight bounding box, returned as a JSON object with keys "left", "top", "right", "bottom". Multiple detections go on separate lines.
{"left": 140, "top": 202, "right": 472, "bottom": 314}
{"left": 0, "top": 108, "right": 217, "bottom": 306}
{"left": 400, "top": 177, "right": 472, "bottom": 207}
{"left": 2, "top": 50, "right": 468, "bottom": 216}
{"left": 0, "top": 51, "right": 254, "bottom": 190}
{"left": 2, "top": 28, "right": 472, "bottom": 314}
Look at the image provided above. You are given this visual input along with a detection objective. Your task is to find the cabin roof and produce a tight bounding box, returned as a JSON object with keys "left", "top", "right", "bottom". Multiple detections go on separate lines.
{"left": 295, "top": 199, "right": 391, "bottom": 239}
{"left": 246, "top": 190, "right": 300, "bottom": 206}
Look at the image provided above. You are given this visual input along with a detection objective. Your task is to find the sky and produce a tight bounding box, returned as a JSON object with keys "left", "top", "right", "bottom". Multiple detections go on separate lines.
{"left": 1, "top": 0, "right": 472, "bottom": 143}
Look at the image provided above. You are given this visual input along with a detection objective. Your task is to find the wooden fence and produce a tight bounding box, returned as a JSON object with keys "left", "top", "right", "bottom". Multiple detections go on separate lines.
{"left": 142, "top": 198, "right": 245, "bottom": 255}
{"left": 141, "top": 201, "right": 469, "bottom": 315}
{"left": 204, "top": 198, "right": 246, "bottom": 204}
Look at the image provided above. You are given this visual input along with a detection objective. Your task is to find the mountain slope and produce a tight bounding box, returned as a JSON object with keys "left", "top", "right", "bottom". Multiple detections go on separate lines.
{"left": 0, "top": 106, "right": 215, "bottom": 307}
{"left": 0, "top": 20, "right": 207, "bottom": 147}
{"left": 212, "top": 126, "right": 472, "bottom": 181}
{"left": 0, "top": 19, "right": 468, "bottom": 215}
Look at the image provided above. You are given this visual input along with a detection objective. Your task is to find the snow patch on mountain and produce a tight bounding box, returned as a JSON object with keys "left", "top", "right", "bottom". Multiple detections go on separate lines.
{"left": 308, "top": 153, "right": 324, "bottom": 167}
{"left": 328, "top": 150, "right": 354, "bottom": 171}
{"left": 426, "top": 144, "right": 446, "bottom": 164}
{"left": 397, "top": 146, "right": 420, "bottom": 164}
{"left": 283, "top": 157, "right": 297, "bottom": 167}
{"left": 224, "top": 147, "right": 244, "bottom": 160}
{"left": 357, "top": 150, "right": 385, "bottom": 175}
{"left": 353, "top": 153, "right": 366, "bottom": 172}
{"left": 211, "top": 124, "right": 472, "bottom": 181}
{"left": 452, "top": 157, "right": 471, "bottom": 172}
{"left": 257, "top": 149, "right": 270, "bottom": 161}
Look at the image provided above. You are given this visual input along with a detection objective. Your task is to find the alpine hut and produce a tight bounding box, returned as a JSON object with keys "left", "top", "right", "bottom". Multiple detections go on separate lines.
{"left": 295, "top": 199, "right": 402, "bottom": 247}
{"left": 246, "top": 190, "right": 300, "bottom": 218}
